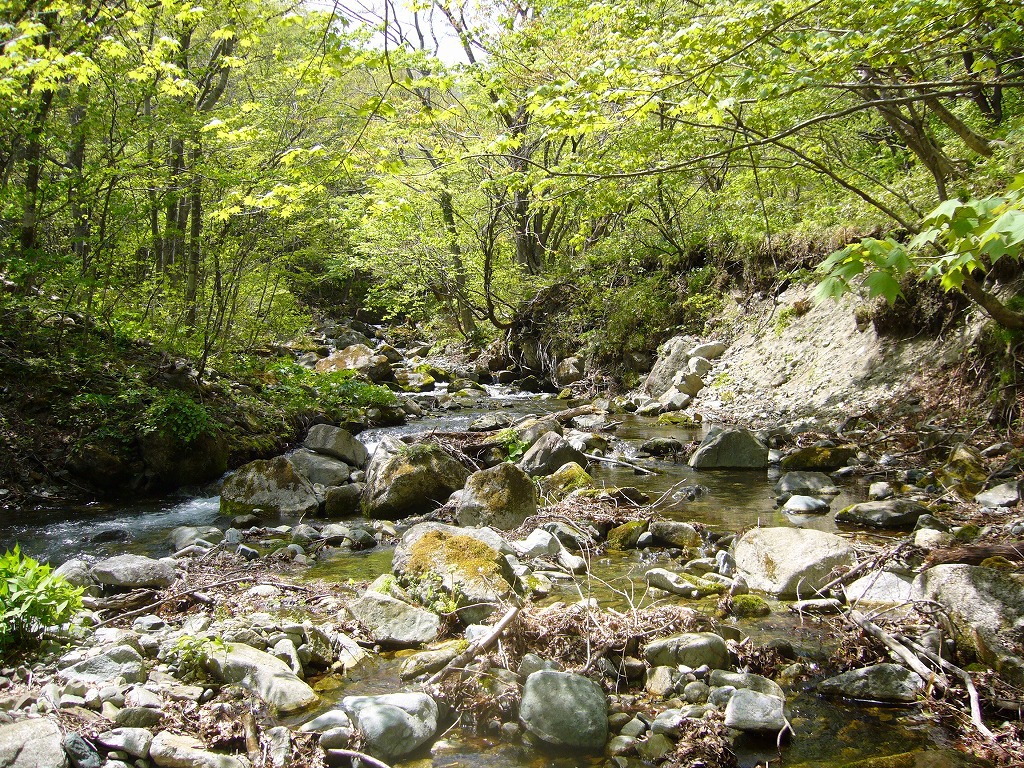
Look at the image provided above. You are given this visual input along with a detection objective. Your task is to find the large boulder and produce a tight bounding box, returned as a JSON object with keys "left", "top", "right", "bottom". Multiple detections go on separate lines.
{"left": 555, "top": 356, "right": 584, "bottom": 387}
{"left": 92, "top": 554, "right": 176, "bottom": 589}
{"left": 0, "top": 718, "right": 67, "bottom": 768}
{"left": 457, "top": 462, "right": 537, "bottom": 530}
{"left": 689, "top": 428, "right": 768, "bottom": 470}
{"left": 732, "top": 527, "right": 856, "bottom": 597}
{"left": 519, "top": 671, "right": 608, "bottom": 751}
{"left": 836, "top": 499, "right": 929, "bottom": 529}
{"left": 643, "top": 335, "right": 697, "bottom": 398}
{"left": 361, "top": 437, "right": 469, "bottom": 519}
{"left": 138, "top": 427, "right": 228, "bottom": 491}
{"left": 287, "top": 449, "right": 351, "bottom": 486}
{"left": 203, "top": 642, "right": 319, "bottom": 714}
{"left": 219, "top": 457, "right": 319, "bottom": 517}
{"left": 348, "top": 591, "right": 440, "bottom": 647}
{"left": 974, "top": 481, "right": 1022, "bottom": 508}
{"left": 536, "top": 462, "right": 594, "bottom": 501}
{"left": 303, "top": 424, "right": 369, "bottom": 468}
{"left": 58, "top": 645, "right": 147, "bottom": 685}
{"left": 845, "top": 571, "right": 914, "bottom": 606}
{"left": 392, "top": 522, "right": 518, "bottom": 624}
{"left": 780, "top": 444, "right": 858, "bottom": 471}
{"left": 518, "top": 432, "right": 587, "bottom": 477}
{"left": 315, "top": 344, "right": 393, "bottom": 382}
{"left": 644, "top": 633, "right": 730, "bottom": 669}
{"left": 912, "top": 564, "right": 1024, "bottom": 684}
{"left": 341, "top": 693, "right": 438, "bottom": 761}
{"left": 816, "top": 663, "right": 923, "bottom": 703}
{"left": 723, "top": 689, "right": 787, "bottom": 733}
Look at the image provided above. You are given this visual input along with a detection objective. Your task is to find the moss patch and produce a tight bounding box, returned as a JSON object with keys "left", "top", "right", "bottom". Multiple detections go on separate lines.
{"left": 730, "top": 594, "right": 771, "bottom": 617}
{"left": 405, "top": 530, "right": 502, "bottom": 587}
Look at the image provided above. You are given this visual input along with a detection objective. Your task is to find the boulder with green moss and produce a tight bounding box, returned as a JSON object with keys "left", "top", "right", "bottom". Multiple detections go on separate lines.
{"left": 361, "top": 437, "right": 470, "bottom": 519}
{"left": 607, "top": 520, "right": 649, "bottom": 550}
{"left": 645, "top": 568, "right": 725, "bottom": 598}
{"left": 936, "top": 443, "right": 987, "bottom": 499}
{"left": 457, "top": 462, "right": 537, "bottom": 530}
{"left": 392, "top": 522, "right": 520, "bottom": 624}
{"left": 729, "top": 594, "right": 771, "bottom": 617}
{"left": 519, "top": 432, "right": 587, "bottom": 477}
{"left": 220, "top": 456, "right": 319, "bottom": 517}
{"left": 780, "top": 444, "right": 858, "bottom": 471}
{"left": 537, "top": 461, "right": 593, "bottom": 500}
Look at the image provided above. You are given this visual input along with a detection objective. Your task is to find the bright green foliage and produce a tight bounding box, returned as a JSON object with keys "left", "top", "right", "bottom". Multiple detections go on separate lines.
{"left": 0, "top": 546, "right": 84, "bottom": 652}
{"left": 261, "top": 362, "right": 398, "bottom": 418}
{"left": 815, "top": 178, "right": 1024, "bottom": 319}
{"left": 143, "top": 392, "right": 215, "bottom": 444}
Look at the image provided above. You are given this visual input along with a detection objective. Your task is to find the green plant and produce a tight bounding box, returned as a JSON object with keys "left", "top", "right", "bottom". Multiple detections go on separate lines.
{"left": 170, "top": 634, "right": 225, "bottom": 683}
{"left": 496, "top": 428, "right": 529, "bottom": 461}
{"left": 402, "top": 571, "right": 463, "bottom": 616}
{"left": 0, "top": 546, "right": 83, "bottom": 653}
{"left": 142, "top": 391, "right": 215, "bottom": 444}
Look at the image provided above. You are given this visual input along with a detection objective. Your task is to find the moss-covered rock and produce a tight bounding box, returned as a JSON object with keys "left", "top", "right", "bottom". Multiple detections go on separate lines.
{"left": 657, "top": 412, "right": 702, "bottom": 426}
{"left": 606, "top": 520, "right": 649, "bottom": 550}
{"left": 729, "top": 594, "right": 771, "bottom": 617}
{"left": 780, "top": 444, "right": 857, "bottom": 471}
{"left": 537, "top": 461, "right": 593, "bottom": 499}
{"left": 361, "top": 437, "right": 470, "bottom": 519}
{"left": 219, "top": 456, "right": 319, "bottom": 517}
{"left": 457, "top": 462, "right": 537, "bottom": 530}
{"left": 936, "top": 443, "right": 987, "bottom": 499}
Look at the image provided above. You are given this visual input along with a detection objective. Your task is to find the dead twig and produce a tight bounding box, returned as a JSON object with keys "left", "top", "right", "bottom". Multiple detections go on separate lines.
{"left": 845, "top": 609, "right": 949, "bottom": 690}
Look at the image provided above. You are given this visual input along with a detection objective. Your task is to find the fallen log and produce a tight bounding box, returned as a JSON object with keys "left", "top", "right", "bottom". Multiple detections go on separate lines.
{"left": 926, "top": 542, "right": 1024, "bottom": 566}
{"left": 427, "top": 605, "right": 520, "bottom": 685}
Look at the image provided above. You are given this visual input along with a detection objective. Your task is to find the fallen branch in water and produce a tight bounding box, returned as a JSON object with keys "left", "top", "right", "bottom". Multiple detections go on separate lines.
{"left": 427, "top": 605, "right": 521, "bottom": 685}
{"left": 845, "top": 609, "right": 949, "bottom": 691}
{"left": 323, "top": 749, "right": 393, "bottom": 768}
{"left": 585, "top": 453, "right": 658, "bottom": 475}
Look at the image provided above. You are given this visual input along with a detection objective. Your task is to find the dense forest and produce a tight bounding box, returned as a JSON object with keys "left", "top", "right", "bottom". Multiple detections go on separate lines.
{"left": 1, "top": 0, "right": 1023, "bottom": 490}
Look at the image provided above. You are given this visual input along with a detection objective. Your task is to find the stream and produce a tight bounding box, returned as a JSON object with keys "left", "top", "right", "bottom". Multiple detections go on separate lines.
{"left": 1, "top": 390, "right": 958, "bottom": 768}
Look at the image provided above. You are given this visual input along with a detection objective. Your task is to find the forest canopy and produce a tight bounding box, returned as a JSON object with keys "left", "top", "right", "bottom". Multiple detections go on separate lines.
{"left": 1, "top": 0, "right": 1021, "bottom": 370}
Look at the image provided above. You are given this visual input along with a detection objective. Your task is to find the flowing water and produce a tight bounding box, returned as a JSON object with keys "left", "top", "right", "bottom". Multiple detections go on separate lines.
{"left": 0, "top": 392, "right": 957, "bottom": 767}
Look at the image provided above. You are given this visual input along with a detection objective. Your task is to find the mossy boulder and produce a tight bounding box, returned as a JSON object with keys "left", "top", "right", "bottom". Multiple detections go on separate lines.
{"left": 220, "top": 456, "right": 319, "bottom": 517}
{"left": 361, "top": 437, "right": 470, "bottom": 519}
{"left": 537, "top": 461, "right": 594, "bottom": 501}
{"left": 936, "top": 444, "right": 988, "bottom": 499}
{"left": 315, "top": 343, "right": 393, "bottom": 382}
{"left": 139, "top": 427, "right": 228, "bottom": 491}
{"left": 392, "top": 522, "right": 520, "bottom": 624}
{"left": 729, "top": 594, "right": 771, "bottom": 617}
{"left": 780, "top": 444, "right": 858, "bottom": 471}
{"left": 606, "top": 520, "right": 649, "bottom": 550}
{"left": 457, "top": 462, "right": 537, "bottom": 530}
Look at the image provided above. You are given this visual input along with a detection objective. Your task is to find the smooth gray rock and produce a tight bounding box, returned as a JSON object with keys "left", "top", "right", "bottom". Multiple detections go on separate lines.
{"left": 53, "top": 559, "right": 95, "bottom": 589}
{"left": 361, "top": 437, "right": 469, "bottom": 519}
{"left": 148, "top": 730, "right": 244, "bottom": 768}
{"left": 689, "top": 428, "right": 768, "bottom": 470}
{"left": 514, "top": 529, "right": 561, "bottom": 558}
{"left": 645, "top": 568, "right": 723, "bottom": 598}
{"left": 203, "top": 642, "right": 318, "bottom": 714}
{"left": 773, "top": 472, "right": 836, "bottom": 495}
{"left": 341, "top": 693, "right": 438, "bottom": 761}
{"left": 644, "top": 632, "right": 730, "bottom": 670}
{"left": 689, "top": 341, "right": 727, "bottom": 360}
{"left": 709, "top": 670, "right": 784, "bottom": 700}
{"left": 348, "top": 592, "right": 440, "bottom": 647}
{"left": 518, "top": 432, "right": 587, "bottom": 477}
{"left": 95, "top": 728, "right": 153, "bottom": 758}
{"left": 836, "top": 499, "right": 929, "bottom": 529}
{"left": 59, "top": 645, "right": 147, "bottom": 685}
{"left": 324, "top": 484, "right": 362, "bottom": 518}
{"left": 845, "top": 571, "right": 914, "bottom": 606}
{"left": 168, "top": 526, "right": 222, "bottom": 552}
{"left": 0, "top": 718, "right": 67, "bottom": 768}
{"left": 912, "top": 564, "right": 1024, "bottom": 684}
{"left": 732, "top": 527, "right": 856, "bottom": 598}
{"left": 457, "top": 462, "right": 537, "bottom": 530}
{"left": 92, "top": 554, "right": 176, "bottom": 589}
{"left": 974, "top": 481, "right": 1022, "bottom": 508}
{"left": 288, "top": 449, "right": 351, "bottom": 487}
{"left": 304, "top": 424, "right": 369, "bottom": 468}
{"left": 816, "top": 663, "right": 923, "bottom": 703}
{"left": 783, "top": 495, "right": 830, "bottom": 514}
{"left": 643, "top": 335, "right": 697, "bottom": 398}
{"left": 724, "top": 689, "right": 787, "bottom": 732}
{"left": 519, "top": 671, "right": 608, "bottom": 751}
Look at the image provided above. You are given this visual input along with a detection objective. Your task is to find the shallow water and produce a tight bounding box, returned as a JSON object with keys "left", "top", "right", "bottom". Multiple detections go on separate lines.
{"left": 0, "top": 394, "right": 955, "bottom": 767}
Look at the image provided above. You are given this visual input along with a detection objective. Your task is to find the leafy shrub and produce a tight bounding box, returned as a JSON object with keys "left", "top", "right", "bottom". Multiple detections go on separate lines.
{"left": 142, "top": 391, "right": 215, "bottom": 444}
{"left": 263, "top": 361, "right": 398, "bottom": 417}
{"left": 496, "top": 428, "right": 529, "bottom": 461}
{"left": 170, "top": 634, "right": 225, "bottom": 683}
{"left": 0, "top": 546, "right": 83, "bottom": 653}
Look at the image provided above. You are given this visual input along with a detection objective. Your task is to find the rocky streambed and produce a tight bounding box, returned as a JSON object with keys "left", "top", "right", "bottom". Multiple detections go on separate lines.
{"left": 3, "top": 340, "right": 1024, "bottom": 768}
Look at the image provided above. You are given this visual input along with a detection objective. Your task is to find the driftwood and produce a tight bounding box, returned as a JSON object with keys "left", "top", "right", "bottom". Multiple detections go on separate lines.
{"left": 845, "top": 609, "right": 950, "bottom": 690}
{"left": 323, "top": 749, "right": 393, "bottom": 768}
{"left": 584, "top": 452, "right": 658, "bottom": 476}
{"left": 927, "top": 541, "right": 1024, "bottom": 566}
{"left": 427, "top": 606, "right": 521, "bottom": 685}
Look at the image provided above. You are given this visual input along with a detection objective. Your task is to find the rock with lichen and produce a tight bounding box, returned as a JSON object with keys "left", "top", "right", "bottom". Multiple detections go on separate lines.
{"left": 457, "top": 462, "right": 537, "bottom": 530}
{"left": 392, "top": 522, "right": 521, "bottom": 624}
{"left": 361, "top": 437, "right": 470, "bottom": 519}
